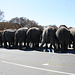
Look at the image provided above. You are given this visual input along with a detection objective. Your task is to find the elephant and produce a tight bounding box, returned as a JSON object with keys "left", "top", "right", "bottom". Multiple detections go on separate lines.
{"left": 0, "top": 31, "right": 3, "bottom": 47}
{"left": 68, "top": 27, "right": 73, "bottom": 48}
{"left": 56, "top": 26, "right": 70, "bottom": 52}
{"left": 2, "top": 29, "right": 16, "bottom": 48}
{"left": 14, "top": 27, "right": 28, "bottom": 49}
{"left": 40, "top": 26, "right": 57, "bottom": 50}
{"left": 69, "top": 28, "right": 75, "bottom": 49}
{"left": 26, "top": 27, "right": 42, "bottom": 49}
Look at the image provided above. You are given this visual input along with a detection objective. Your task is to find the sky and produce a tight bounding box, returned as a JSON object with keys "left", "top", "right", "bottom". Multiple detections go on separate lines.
{"left": 0, "top": 0, "right": 75, "bottom": 27}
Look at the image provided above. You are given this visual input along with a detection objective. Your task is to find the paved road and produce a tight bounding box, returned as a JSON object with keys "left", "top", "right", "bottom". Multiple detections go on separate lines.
{"left": 0, "top": 48, "right": 75, "bottom": 75}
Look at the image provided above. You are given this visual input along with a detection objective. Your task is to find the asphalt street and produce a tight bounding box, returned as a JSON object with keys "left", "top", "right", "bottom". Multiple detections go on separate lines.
{"left": 0, "top": 48, "right": 75, "bottom": 75}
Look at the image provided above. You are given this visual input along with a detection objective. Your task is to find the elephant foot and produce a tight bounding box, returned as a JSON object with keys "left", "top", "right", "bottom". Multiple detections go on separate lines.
{"left": 44, "top": 46, "right": 48, "bottom": 49}
{"left": 26, "top": 46, "right": 30, "bottom": 49}
{"left": 18, "top": 46, "right": 22, "bottom": 49}
{"left": 4, "top": 46, "right": 7, "bottom": 48}
{"left": 14, "top": 46, "right": 18, "bottom": 49}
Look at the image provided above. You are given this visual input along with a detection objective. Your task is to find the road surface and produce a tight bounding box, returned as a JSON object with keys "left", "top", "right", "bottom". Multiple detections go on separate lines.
{"left": 0, "top": 48, "right": 75, "bottom": 75}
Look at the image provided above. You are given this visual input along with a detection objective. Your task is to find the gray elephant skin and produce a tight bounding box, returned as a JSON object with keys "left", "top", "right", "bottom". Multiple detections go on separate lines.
{"left": 40, "top": 26, "right": 57, "bottom": 50}
{"left": 26, "top": 27, "right": 42, "bottom": 49}
{"left": 14, "top": 27, "right": 28, "bottom": 49}
{"left": 0, "top": 31, "right": 3, "bottom": 47}
{"left": 2, "top": 29, "right": 16, "bottom": 48}
{"left": 56, "top": 27, "right": 70, "bottom": 52}
{"left": 69, "top": 28, "right": 75, "bottom": 49}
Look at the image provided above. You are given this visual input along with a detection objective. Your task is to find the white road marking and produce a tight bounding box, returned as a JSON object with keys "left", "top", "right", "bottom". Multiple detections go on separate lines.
{"left": 1, "top": 60, "right": 75, "bottom": 75}
{"left": 43, "top": 63, "right": 49, "bottom": 66}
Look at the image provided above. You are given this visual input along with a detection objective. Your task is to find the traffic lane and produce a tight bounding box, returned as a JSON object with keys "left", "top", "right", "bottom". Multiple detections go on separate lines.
{"left": 0, "top": 60, "right": 65, "bottom": 75}
{"left": 1, "top": 50, "right": 75, "bottom": 74}
{"left": 0, "top": 49, "right": 75, "bottom": 74}
{"left": 43, "top": 54, "right": 75, "bottom": 74}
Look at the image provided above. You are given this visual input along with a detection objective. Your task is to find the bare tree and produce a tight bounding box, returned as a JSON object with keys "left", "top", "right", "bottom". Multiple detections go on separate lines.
{"left": 9, "top": 17, "right": 38, "bottom": 27}
{"left": 0, "top": 10, "right": 4, "bottom": 20}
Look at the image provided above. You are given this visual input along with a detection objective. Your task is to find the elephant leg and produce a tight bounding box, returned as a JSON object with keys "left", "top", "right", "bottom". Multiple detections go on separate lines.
{"left": 64, "top": 43, "right": 68, "bottom": 52}
{"left": 27, "top": 39, "right": 30, "bottom": 48}
{"left": 1, "top": 43, "right": 2, "bottom": 47}
{"left": 61, "top": 43, "right": 68, "bottom": 52}
{"left": 69, "top": 43, "right": 71, "bottom": 48}
{"left": 56, "top": 41, "right": 60, "bottom": 49}
{"left": 65, "top": 43, "right": 68, "bottom": 50}
{"left": 53, "top": 43, "right": 56, "bottom": 49}
{"left": 69, "top": 40, "right": 73, "bottom": 48}
{"left": 58, "top": 43, "right": 61, "bottom": 49}
{"left": 32, "top": 42, "right": 35, "bottom": 48}
{"left": 14, "top": 39, "right": 19, "bottom": 48}
{"left": 71, "top": 42, "right": 73, "bottom": 48}
{"left": 73, "top": 42, "right": 75, "bottom": 49}
{"left": 19, "top": 42, "right": 22, "bottom": 49}
{"left": 12, "top": 41, "right": 15, "bottom": 48}
{"left": 50, "top": 39, "right": 56, "bottom": 49}
{"left": 61, "top": 43, "right": 64, "bottom": 52}
{"left": 4, "top": 41, "right": 7, "bottom": 48}
{"left": 49, "top": 43, "right": 52, "bottom": 49}
{"left": 0, "top": 42, "right": 1, "bottom": 46}
{"left": 15, "top": 41, "right": 18, "bottom": 48}
{"left": 40, "top": 39, "right": 45, "bottom": 48}
{"left": 35, "top": 40, "right": 39, "bottom": 48}
{"left": 36, "top": 43, "right": 39, "bottom": 48}
{"left": 14, "top": 41, "right": 18, "bottom": 49}
{"left": 0, "top": 42, "right": 2, "bottom": 47}
{"left": 55, "top": 43, "right": 60, "bottom": 50}
{"left": 45, "top": 43, "right": 48, "bottom": 49}
{"left": 9, "top": 42, "right": 11, "bottom": 48}
{"left": 24, "top": 40, "right": 26, "bottom": 47}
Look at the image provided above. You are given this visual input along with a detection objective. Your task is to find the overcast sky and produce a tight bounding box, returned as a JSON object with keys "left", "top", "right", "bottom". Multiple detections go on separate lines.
{"left": 0, "top": 0, "right": 75, "bottom": 27}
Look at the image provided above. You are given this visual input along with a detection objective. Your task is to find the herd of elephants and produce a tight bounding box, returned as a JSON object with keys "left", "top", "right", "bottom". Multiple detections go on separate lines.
{"left": 0, "top": 25, "right": 75, "bottom": 53}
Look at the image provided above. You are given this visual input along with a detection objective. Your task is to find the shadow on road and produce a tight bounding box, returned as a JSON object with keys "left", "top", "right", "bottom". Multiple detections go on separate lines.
{"left": 62, "top": 49, "right": 75, "bottom": 54}
{"left": 1, "top": 47, "right": 75, "bottom": 54}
